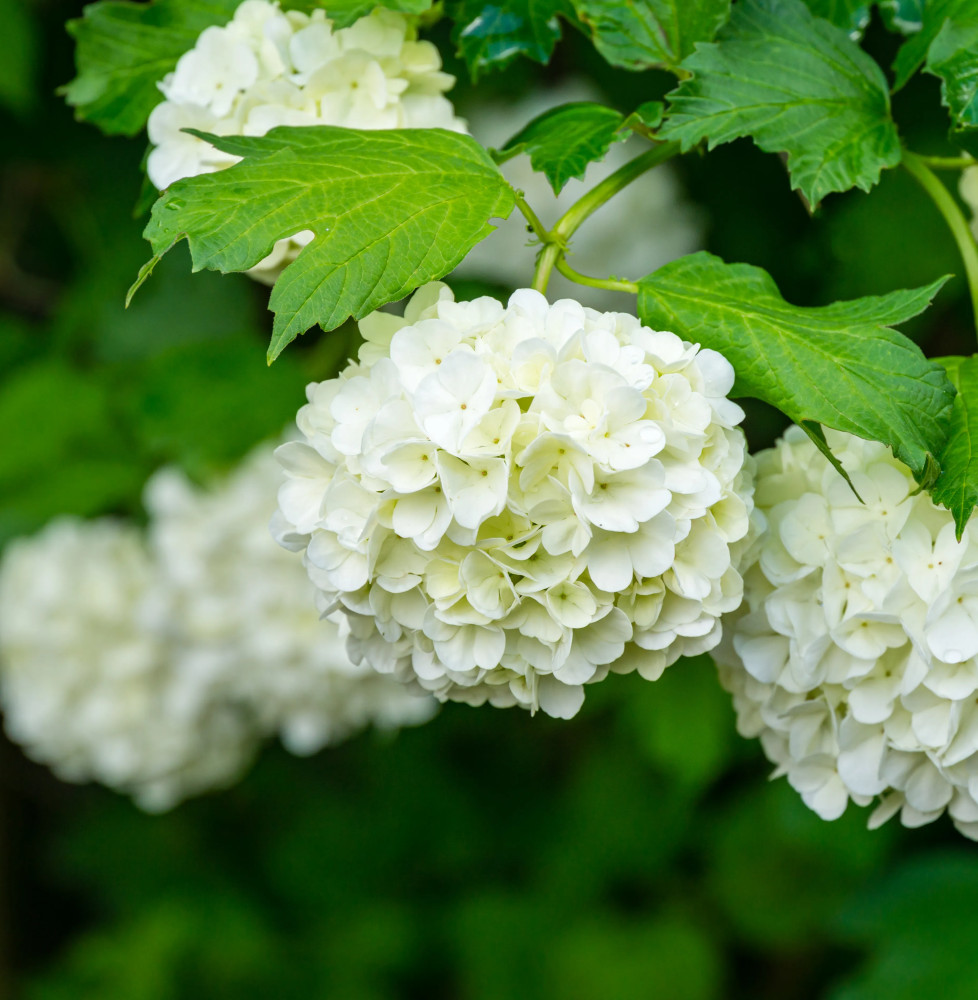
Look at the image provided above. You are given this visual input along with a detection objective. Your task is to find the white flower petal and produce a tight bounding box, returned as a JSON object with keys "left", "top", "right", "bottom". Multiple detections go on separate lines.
{"left": 536, "top": 676, "right": 585, "bottom": 719}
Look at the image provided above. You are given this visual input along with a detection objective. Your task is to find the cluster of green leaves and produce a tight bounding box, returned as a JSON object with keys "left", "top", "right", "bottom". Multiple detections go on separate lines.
{"left": 660, "top": 0, "right": 902, "bottom": 207}
{"left": 97, "top": 0, "right": 978, "bottom": 524}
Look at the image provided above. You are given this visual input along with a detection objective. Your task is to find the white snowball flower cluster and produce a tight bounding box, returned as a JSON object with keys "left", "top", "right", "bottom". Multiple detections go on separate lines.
{"left": 0, "top": 443, "right": 436, "bottom": 811}
{"left": 457, "top": 82, "right": 704, "bottom": 309}
{"left": 146, "top": 443, "right": 437, "bottom": 757}
{"left": 274, "top": 283, "right": 753, "bottom": 719}
{"left": 0, "top": 519, "right": 254, "bottom": 811}
{"left": 718, "top": 426, "right": 978, "bottom": 839}
{"left": 147, "top": 0, "right": 465, "bottom": 282}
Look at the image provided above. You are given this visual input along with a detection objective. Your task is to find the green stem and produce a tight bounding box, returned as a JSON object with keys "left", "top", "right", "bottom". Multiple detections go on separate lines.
{"left": 915, "top": 154, "right": 975, "bottom": 171}
{"left": 533, "top": 244, "right": 562, "bottom": 294}
{"left": 513, "top": 194, "right": 562, "bottom": 294}
{"left": 513, "top": 191, "right": 548, "bottom": 242}
{"left": 552, "top": 141, "right": 681, "bottom": 243}
{"left": 555, "top": 256, "right": 638, "bottom": 294}
{"left": 903, "top": 150, "right": 978, "bottom": 341}
{"left": 522, "top": 141, "right": 680, "bottom": 294}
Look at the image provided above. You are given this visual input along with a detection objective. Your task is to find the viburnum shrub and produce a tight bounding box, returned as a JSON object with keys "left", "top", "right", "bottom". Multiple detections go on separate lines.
{"left": 58, "top": 0, "right": 978, "bottom": 834}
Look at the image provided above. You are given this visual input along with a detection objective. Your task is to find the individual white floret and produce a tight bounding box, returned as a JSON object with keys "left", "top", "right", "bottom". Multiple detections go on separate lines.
{"left": 0, "top": 519, "right": 255, "bottom": 811}
{"left": 146, "top": 0, "right": 465, "bottom": 282}
{"left": 456, "top": 81, "right": 705, "bottom": 308}
{"left": 145, "top": 442, "right": 437, "bottom": 756}
{"left": 275, "top": 283, "right": 753, "bottom": 719}
{"left": 718, "top": 425, "right": 978, "bottom": 839}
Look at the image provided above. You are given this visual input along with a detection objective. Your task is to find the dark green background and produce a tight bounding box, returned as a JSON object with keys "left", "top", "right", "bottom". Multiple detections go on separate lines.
{"left": 1, "top": 1, "right": 976, "bottom": 995}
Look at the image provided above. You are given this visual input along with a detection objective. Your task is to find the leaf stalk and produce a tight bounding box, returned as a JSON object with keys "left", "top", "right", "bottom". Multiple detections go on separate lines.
{"left": 552, "top": 141, "right": 682, "bottom": 244}
{"left": 903, "top": 150, "right": 978, "bottom": 341}
{"left": 554, "top": 257, "right": 638, "bottom": 294}
{"left": 915, "top": 154, "right": 975, "bottom": 171}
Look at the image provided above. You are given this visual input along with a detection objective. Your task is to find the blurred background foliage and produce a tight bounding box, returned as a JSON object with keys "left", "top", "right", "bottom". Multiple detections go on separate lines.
{"left": 2, "top": 0, "right": 978, "bottom": 996}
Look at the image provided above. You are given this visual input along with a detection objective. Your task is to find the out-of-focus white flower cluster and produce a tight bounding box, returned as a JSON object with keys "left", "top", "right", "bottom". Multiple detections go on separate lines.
{"left": 147, "top": 445, "right": 436, "bottom": 757}
{"left": 456, "top": 82, "right": 705, "bottom": 309}
{"left": 147, "top": 0, "right": 465, "bottom": 282}
{"left": 0, "top": 519, "right": 251, "bottom": 811}
{"left": 718, "top": 426, "right": 978, "bottom": 839}
{"left": 0, "top": 443, "right": 435, "bottom": 811}
{"left": 275, "top": 283, "right": 753, "bottom": 719}
{"left": 961, "top": 164, "right": 978, "bottom": 242}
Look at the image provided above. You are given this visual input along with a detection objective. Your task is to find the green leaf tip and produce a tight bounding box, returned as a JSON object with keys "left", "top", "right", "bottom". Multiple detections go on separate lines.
{"left": 801, "top": 420, "right": 864, "bottom": 502}
{"left": 126, "top": 244, "right": 177, "bottom": 307}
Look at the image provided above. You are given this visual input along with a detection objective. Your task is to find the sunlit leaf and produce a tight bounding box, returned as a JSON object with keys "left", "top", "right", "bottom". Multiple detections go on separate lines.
{"left": 637, "top": 252, "right": 953, "bottom": 486}
{"left": 135, "top": 125, "right": 515, "bottom": 361}
{"left": 660, "top": 0, "right": 902, "bottom": 206}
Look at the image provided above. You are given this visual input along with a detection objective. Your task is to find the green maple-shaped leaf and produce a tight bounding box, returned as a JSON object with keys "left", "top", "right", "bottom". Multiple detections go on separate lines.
{"left": 892, "top": 0, "right": 974, "bottom": 90}
{"left": 497, "top": 102, "right": 625, "bottom": 194}
{"left": 448, "top": 0, "right": 571, "bottom": 78}
{"left": 659, "top": 0, "right": 902, "bottom": 207}
{"left": 573, "top": 0, "right": 730, "bottom": 74}
{"left": 932, "top": 355, "right": 978, "bottom": 537}
{"left": 134, "top": 126, "right": 515, "bottom": 362}
{"left": 637, "top": 252, "right": 954, "bottom": 487}
{"left": 62, "top": 0, "right": 240, "bottom": 136}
